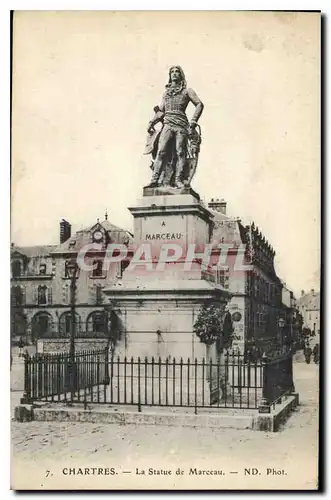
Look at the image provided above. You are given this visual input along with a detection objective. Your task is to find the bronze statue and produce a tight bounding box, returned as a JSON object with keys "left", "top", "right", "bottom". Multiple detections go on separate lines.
{"left": 144, "top": 66, "right": 204, "bottom": 189}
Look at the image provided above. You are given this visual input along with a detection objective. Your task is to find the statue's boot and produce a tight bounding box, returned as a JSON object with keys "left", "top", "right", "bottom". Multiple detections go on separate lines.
{"left": 174, "top": 163, "right": 184, "bottom": 188}
{"left": 145, "top": 161, "right": 163, "bottom": 188}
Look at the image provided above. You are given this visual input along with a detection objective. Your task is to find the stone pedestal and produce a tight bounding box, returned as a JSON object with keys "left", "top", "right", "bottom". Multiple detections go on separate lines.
{"left": 128, "top": 192, "right": 213, "bottom": 251}
{"left": 105, "top": 280, "right": 230, "bottom": 360}
{"left": 103, "top": 191, "right": 231, "bottom": 361}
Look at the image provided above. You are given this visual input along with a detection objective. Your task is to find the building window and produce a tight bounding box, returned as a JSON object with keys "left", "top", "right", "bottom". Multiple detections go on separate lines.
{"left": 11, "top": 286, "right": 24, "bottom": 306}
{"left": 12, "top": 260, "right": 22, "bottom": 278}
{"left": 64, "top": 261, "right": 79, "bottom": 279}
{"left": 216, "top": 267, "right": 229, "bottom": 289}
{"left": 59, "top": 312, "right": 81, "bottom": 336}
{"left": 39, "top": 264, "right": 46, "bottom": 275}
{"left": 65, "top": 315, "right": 71, "bottom": 334}
{"left": 31, "top": 313, "right": 52, "bottom": 340}
{"left": 93, "top": 312, "right": 105, "bottom": 333}
{"left": 86, "top": 311, "right": 107, "bottom": 334}
{"left": 92, "top": 260, "right": 103, "bottom": 277}
{"left": 11, "top": 312, "right": 27, "bottom": 340}
{"left": 38, "top": 285, "right": 47, "bottom": 305}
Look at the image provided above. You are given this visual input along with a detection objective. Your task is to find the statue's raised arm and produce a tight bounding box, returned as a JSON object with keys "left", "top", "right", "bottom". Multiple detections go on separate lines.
{"left": 144, "top": 66, "right": 204, "bottom": 190}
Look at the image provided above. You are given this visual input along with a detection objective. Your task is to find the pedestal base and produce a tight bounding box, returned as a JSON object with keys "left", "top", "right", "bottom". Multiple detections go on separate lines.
{"left": 104, "top": 279, "right": 231, "bottom": 360}
{"left": 143, "top": 185, "right": 200, "bottom": 201}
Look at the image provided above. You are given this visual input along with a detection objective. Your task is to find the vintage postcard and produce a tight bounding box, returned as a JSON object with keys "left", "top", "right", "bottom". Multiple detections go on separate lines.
{"left": 10, "top": 10, "right": 320, "bottom": 490}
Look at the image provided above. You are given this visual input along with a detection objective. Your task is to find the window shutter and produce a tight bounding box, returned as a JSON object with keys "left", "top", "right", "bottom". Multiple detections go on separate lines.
{"left": 48, "top": 287, "right": 53, "bottom": 305}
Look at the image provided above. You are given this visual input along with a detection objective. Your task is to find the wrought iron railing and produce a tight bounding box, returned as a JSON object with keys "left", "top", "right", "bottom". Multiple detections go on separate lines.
{"left": 21, "top": 349, "right": 109, "bottom": 404}
{"left": 21, "top": 349, "right": 295, "bottom": 413}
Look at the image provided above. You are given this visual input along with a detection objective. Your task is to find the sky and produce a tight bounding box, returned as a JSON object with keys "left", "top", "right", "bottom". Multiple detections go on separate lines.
{"left": 11, "top": 11, "right": 320, "bottom": 297}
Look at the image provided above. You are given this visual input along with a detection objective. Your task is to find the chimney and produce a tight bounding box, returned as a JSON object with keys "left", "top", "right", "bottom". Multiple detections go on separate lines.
{"left": 60, "top": 219, "right": 71, "bottom": 244}
{"left": 208, "top": 198, "right": 227, "bottom": 215}
{"left": 311, "top": 288, "right": 315, "bottom": 296}
{"left": 301, "top": 290, "right": 305, "bottom": 296}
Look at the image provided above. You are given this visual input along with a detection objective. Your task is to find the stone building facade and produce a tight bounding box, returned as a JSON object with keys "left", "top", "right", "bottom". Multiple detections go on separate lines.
{"left": 207, "top": 199, "right": 284, "bottom": 351}
{"left": 11, "top": 199, "right": 290, "bottom": 354}
{"left": 297, "top": 289, "right": 320, "bottom": 346}
{"left": 10, "top": 216, "right": 133, "bottom": 344}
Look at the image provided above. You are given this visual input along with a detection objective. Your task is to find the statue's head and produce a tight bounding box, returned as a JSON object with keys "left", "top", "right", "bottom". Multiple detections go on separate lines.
{"left": 166, "top": 66, "right": 187, "bottom": 88}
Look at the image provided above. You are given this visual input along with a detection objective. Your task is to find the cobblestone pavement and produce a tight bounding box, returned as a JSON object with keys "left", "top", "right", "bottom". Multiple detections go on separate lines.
{"left": 11, "top": 361, "right": 319, "bottom": 490}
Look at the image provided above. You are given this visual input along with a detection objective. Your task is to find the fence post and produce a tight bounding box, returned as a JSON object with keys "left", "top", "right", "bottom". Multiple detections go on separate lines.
{"left": 194, "top": 358, "right": 198, "bottom": 415}
{"left": 238, "top": 355, "right": 244, "bottom": 407}
{"left": 20, "top": 353, "right": 31, "bottom": 404}
{"left": 104, "top": 347, "right": 110, "bottom": 385}
{"left": 37, "top": 355, "right": 42, "bottom": 399}
{"left": 259, "top": 353, "right": 271, "bottom": 413}
{"left": 138, "top": 357, "right": 141, "bottom": 412}
{"left": 288, "top": 353, "right": 295, "bottom": 393}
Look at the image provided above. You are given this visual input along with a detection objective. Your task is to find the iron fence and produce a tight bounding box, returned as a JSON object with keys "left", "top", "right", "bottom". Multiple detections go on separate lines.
{"left": 102, "top": 352, "right": 264, "bottom": 411}
{"left": 260, "top": 352, "right": 295, "bottom": 411}
{"left": 21, "top": 349, "right": 295, "bottom": 413}
{"left": 21, "top": 349, "right": 109, "bottom": 404}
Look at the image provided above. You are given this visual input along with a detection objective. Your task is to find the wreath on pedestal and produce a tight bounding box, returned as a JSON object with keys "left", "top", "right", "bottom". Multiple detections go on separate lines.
{"left": 193, "top": 303, "right": 234, "bottom": 348}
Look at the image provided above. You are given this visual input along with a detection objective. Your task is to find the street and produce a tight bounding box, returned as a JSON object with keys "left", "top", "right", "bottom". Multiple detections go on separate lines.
{"left": 11, "top": 360, "right": 319, "bottom": 490}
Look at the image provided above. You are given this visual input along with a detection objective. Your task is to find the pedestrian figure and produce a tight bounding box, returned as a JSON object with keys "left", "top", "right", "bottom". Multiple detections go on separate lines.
{"left": 313, "top": 343, "right": 320, "bottom": 364}
{"left": 304, "top": 343, "right": 312, "bottom": 364}
{"left": 251, "top": 345, "right": 259, "bottom": 363}
{"left": 244, "top": 348, "right": 251, "bottom": 364}
{"left": 18, "top": 337, "right": 24, "bottom": 358}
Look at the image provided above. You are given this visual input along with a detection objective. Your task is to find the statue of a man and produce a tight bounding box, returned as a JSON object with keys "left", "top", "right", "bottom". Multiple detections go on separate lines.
{"left": 145, "top": 66, "right": 204, "bottom": 189}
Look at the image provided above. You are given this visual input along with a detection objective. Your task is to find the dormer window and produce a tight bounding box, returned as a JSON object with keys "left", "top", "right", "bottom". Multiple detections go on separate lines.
{"left": 39, "top": 264, "right": 46, "bottom": 275}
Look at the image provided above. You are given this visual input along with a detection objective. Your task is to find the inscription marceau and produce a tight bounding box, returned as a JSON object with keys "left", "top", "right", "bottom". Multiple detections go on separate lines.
{"left": 145, "top": 233, "right": 183, "bottom": 241}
